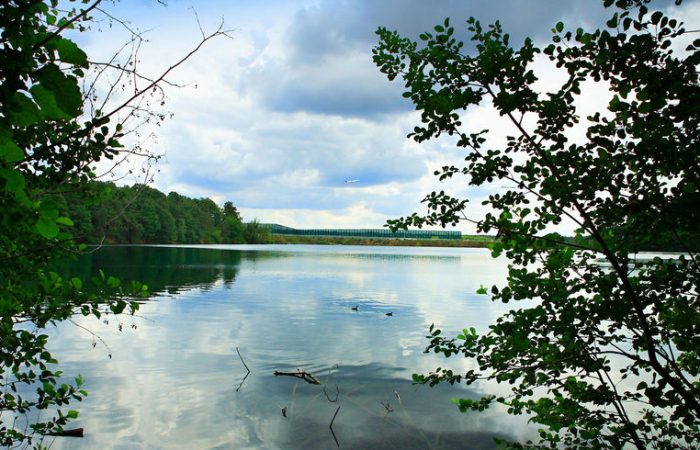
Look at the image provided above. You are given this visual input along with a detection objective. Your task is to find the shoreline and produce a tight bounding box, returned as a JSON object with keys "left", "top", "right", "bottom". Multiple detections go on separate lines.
{"left": 265, "top": 234, "right": 494, "bottom": 248}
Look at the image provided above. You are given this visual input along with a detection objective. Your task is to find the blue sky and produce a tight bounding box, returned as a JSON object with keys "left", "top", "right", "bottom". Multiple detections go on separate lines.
{"left": 81, "top": 0, "right": 699, "bottom": 231}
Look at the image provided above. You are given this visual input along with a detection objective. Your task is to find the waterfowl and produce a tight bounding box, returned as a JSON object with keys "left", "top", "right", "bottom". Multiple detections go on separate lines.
{"left": 385, "top": 312, "right": 393, "bottom": 316}
{"left": 351, "top": 305, "right": 359, "bottom": 311}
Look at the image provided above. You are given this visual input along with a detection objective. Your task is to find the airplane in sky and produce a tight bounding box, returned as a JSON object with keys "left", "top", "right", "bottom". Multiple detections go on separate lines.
{"left": 344, "top": 179, "right": 359, "bottom": 184}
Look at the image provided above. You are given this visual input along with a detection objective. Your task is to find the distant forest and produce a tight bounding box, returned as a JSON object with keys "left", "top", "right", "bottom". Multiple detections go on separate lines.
{"left": 56, "top": 182, "right": 694, "bottom": 251}
{"left": 59, "top": 182, "right": 269, "bottom": 244}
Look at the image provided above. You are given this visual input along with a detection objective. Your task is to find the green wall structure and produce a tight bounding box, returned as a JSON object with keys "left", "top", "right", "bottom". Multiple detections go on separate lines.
{"left": 266, "top": 223, "right": 461, "bottom": 240}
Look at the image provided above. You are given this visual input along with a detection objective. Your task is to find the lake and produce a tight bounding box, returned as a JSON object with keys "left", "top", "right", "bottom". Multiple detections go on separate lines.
{"left": 42, "top": 244, "right": 538, "bottom": 449}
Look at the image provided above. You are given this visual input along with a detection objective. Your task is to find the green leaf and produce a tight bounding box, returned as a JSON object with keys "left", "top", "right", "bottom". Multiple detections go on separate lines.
{"left": 66, "top": 410, "right": 79, "bottom": 419}
{"left": 0, "top": 136, "right": 24, "bottom": 163}
{"left": 30, "top": 84, "right": 69, "bottom": 119}
{"left": 7, "top": 92, "right": 41, "bottom": 126}
{"left": 36, "top": 216, "right": 60, "bottom": 239}
{"left": 0, "top": 168, "right": 25, "bottom": 194}
{"left": 55, "top": 37, "right": 89, "bottom": 68}
{"left": 609, "top": 94, "right": 620, "bottom": 111}
{"left": 34, "top": 64, "right": 82, "bottom": 117}
{"left": 107, "top": 276, "right": 121, "bottom": 288}
{"left": 555, "top": 22, "right": 564, "bottom": 33}
{"left": 71, "top": 277, "right": 83, "bottom": 289}
{"left": 111, "top": 300, "right": 126, "bottom": 314}
{"left": 39, "top": 199, "right": 59, "bottom": 219}
{"left": 56, "top": 216, "right": 74, "bottom": 226}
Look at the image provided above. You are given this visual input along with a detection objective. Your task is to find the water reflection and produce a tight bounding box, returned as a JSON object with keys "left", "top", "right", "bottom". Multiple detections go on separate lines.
{"left": 68, "top": 246, "right": 243, "bottom": 294}
{"left": 45, "top": 245, "right": 535, "bottom": 449}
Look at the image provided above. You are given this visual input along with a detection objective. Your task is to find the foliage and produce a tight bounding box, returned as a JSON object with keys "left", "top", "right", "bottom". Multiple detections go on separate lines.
{"left": 374, "top": 0, "right": 699, "bottom": 448}
{"left": 0, "top": 1, "right": 227, "bottom": 447}
{"left": 0, "top": 2, "right": 139, "bottom": 446}
{"left": 223, "top": 200, "right": 241, "bottom": 221}
{"left": 266, "top": 233, "right": 492, "bottom": 247}
{"left": 243, "top": 219, "right": 272, "bottom": 244}
{"left": 60, "top": 182, "right": 248, "bottom": 244}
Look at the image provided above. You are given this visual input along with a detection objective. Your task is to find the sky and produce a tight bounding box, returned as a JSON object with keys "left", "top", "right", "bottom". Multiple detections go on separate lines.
{"left": 78, "top": 0, "right": 700, "bottom": 232}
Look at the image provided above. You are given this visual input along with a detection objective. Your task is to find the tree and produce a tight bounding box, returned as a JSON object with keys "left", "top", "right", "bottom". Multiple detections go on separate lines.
{"left": 0, "top": 1, "right": 228, "bottom": 447}
{"left": 222, "top": 201, "right": 245, "bottom": 243}
{"left": 373, "top": 0, "right": 699, "bottom": 448}
{"left": 243, "top": 219, "right": 271, "bottom": 244}
{"left": 223, "top": 200, "right": 241, "bottom": 221}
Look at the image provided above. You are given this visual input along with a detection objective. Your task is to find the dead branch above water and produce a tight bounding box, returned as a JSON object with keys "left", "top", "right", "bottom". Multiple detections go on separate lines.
{"left": 273, "top": 370, "right": 321, "bottom": 385}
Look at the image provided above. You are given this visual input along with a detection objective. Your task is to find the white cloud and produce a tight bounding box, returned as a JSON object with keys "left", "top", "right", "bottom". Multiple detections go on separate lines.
{"left": 81, "top": 0, "right": 700, "bottom": 231}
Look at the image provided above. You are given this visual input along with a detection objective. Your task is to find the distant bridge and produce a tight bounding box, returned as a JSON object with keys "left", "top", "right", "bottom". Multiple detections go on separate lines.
{"left": 266, "top": 224, "right": 461, "bottom": 240}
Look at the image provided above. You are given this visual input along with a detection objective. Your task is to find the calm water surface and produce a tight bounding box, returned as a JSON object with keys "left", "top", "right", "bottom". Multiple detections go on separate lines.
{"left": 43, "top": 245, "right": 537, "bottom": 449}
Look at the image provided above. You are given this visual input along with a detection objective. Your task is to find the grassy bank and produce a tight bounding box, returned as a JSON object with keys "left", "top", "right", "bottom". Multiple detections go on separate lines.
{"left": 264, "top": 234, "right": 494, "bottom": 248}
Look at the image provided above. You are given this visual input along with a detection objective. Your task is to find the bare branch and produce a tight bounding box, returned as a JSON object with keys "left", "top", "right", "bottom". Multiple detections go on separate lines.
{"left": 89, "top": 61, "right": 185, "bottom": 89}
{"left": 67, "top": 319, "right": 112, "bottom": 359}
{"left": 100, "top": 23, "right": 234, "bottom": 124}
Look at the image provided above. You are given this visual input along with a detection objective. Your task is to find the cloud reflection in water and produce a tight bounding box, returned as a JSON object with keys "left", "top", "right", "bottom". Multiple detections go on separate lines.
{"left": 47, "top": 245, "right": 534, "bottom": 449}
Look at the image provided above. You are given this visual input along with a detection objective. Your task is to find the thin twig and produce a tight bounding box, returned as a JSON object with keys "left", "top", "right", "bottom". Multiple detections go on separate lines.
{"left": 235, "top": 347, "right": 251, "bottom": 392}
{"left": 95, "top": 5, "right": 143, "bottom": 37}
{"left": 34, "top": 0, "right": 103, "bottom": 50}
{"left": 329, "top": 405, "right": 341, "bottom": 448}
{"left": 236, "top": 347, "right": 250, "bottom": 372}
{"left": 323, "top": 385, "right": 339, "bottom": 403}
{"left": 68, "top": 319, "right": 112, "bottom": 358}
{"left": 88, "top": 61, "right": 184, "bottom": 89}
{"left": 380, "top": 401, "right": 394, "bottom": 415}
{"left": 98, "top": 24, "right": 234, "bottom": 124}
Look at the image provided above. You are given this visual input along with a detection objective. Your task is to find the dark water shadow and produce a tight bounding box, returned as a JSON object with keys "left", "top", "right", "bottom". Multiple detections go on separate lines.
{"left": 61, "top": 246, "right": 242, "bottom": 295}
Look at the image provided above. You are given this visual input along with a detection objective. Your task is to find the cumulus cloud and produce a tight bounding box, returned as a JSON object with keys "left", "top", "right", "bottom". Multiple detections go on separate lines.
{"left": 247, "top": 51, "right": 409, "bottom": 117}
{"left": 239, "top": 0, "right": 613, "bottom": 119}
{"left": 83, "top": 0, "right": 698, "bottom": 231}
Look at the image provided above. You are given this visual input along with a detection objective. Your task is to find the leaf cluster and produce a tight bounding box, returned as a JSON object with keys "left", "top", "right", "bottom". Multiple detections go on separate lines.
{"left": 1, "top": 2, "right": 148, "bottom": 446}
{"left": 374, "top": 1, "right": 699, "bottom": 448}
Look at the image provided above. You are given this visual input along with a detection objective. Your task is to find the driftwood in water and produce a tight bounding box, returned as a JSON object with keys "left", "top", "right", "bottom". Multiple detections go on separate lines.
{"left": 273, "top": 370, "right": 321, "bottom": 385}
{"left": 46, "top": 428, "right": 84, "bottom": 438}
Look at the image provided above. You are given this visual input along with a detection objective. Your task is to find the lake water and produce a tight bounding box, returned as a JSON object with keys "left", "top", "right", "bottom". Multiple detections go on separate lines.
{"left": 41, "top": 244, "right": 538, "bottom": 449}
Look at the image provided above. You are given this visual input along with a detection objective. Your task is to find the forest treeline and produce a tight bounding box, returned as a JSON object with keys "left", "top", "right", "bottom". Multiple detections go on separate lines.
{"left": 58, "top": 182, "right": 270, "bottom": 244}
{"left": 55, "top": 181, "right": 692, "bottom": 250}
